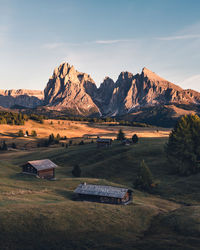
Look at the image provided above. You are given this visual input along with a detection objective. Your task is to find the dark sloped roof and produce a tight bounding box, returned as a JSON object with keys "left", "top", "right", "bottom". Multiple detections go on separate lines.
{"left": 96, "top": 138, "right": 112, "bottom": 143}
{"left": 28, "top": 159, "right": 57, "bottom": 171}
{"left": 74, "top": 184, "right": 130, "bottom": 198}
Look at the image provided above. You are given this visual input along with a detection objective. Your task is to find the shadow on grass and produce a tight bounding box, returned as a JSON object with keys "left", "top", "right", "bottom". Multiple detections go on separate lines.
{"left": 0, "top": 132, "right": 18, "bottom": 138}
{"left": 55, "top": 189, "right": 75, "bottom": 200}
{"left": 10, "top": 173, "right": 38, "bottom": 181}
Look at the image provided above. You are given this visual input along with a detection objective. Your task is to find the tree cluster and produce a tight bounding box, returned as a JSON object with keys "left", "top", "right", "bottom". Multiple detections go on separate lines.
{"left": 166, "top": 114, "right": 200, "bottom": 175}
{"left": 0, "top": 141, "right": 8, "bottom": 151}
{"left": 0, "top": 111, "right": 28, "bottom": 125}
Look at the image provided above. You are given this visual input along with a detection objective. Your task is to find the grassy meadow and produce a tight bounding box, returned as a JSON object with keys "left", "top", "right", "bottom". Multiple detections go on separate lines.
{"left": 0, "top": 121, "right": 200, "bottom": 249}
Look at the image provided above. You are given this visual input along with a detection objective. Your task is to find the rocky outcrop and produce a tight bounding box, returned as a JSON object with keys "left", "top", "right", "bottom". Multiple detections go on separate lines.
{"left": 44, "top": 62, "right": 100, "bottom": 116}
{"left": 0, "top": 89, "right": 44, "bottom": 108}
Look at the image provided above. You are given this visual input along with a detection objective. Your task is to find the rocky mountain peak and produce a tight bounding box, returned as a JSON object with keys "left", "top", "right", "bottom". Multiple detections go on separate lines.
{"left": 44, "top": 62, "right": 100, "bottom": 115}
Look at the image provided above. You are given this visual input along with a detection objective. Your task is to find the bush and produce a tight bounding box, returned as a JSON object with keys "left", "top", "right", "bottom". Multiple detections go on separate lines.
{"left": 72, "top": 165, "right": 81, "bottom": 177}
{"left": 79, "top": 140, "right": 84, "bottom": 145}
{"left": 166, "top": 114, "right": 200, "bottom": 175}
{"left": 18, "top": 130, "right": 24, "bottom": 137}
{"left": 31, "top": 130, "right": 37, "bottom": 137}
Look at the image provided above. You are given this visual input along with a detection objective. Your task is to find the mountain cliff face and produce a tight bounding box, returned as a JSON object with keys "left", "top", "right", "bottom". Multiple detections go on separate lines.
{"left": 44, "top": 62, "right": 100, "bottom": 115}
{"left": 43, "top": 63, "right": 200, "bottom": 117}
{"left": 1, "top": 62, "right": 200, "bottom": 121}
{"left": 0, "top": 89, "right": 44, "bottom": 108}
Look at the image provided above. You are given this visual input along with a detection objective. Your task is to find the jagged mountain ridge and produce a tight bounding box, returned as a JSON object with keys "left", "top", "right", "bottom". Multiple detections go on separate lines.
{"left": 44, "top": 62, "right": 200, "bottom": 116}
{"left": 0, "top": 89, "right": 44, "bottom": 108}
{"left": 1, "top": 62, "right": 200, "bottom": 120}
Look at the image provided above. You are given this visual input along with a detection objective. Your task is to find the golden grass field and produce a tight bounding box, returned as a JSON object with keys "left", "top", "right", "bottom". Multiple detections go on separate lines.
{"left": 0, "top": 120, "right": 170, "bottom": 148}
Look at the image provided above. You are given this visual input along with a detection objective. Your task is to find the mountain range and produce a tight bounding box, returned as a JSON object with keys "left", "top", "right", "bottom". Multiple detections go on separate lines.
{"left": 1, "top": 62, "right": 200, "bottom": 126}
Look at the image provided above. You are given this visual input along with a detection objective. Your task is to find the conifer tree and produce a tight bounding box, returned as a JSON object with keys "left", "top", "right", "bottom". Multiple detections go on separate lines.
{"left": 117, "top": 129, "right": 125, "bottom": 141}
{"left": 166, "top": 114, "right": 200, "bottom": 175}
{"left": 132, "top": 134, "right": 139, "bottom": 144}
{"left": 1, "top": 141, "right": 8, "bottom": 151}
{"left": 134, "top": 160, "right": 153, "bottom": 191}
{"left": 72, "top": 164, "right": 81, "bottom": 177}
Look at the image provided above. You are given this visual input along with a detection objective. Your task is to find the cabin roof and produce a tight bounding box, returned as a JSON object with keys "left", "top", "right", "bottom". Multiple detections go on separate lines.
{"left": 74, "top": 184, "right": 130, "bottom": 198}
{"left": 96, "top": 138, "right": 112, "bottom": 143}
{"left": 27, "top": 159, "right": 57, "bottom": 171}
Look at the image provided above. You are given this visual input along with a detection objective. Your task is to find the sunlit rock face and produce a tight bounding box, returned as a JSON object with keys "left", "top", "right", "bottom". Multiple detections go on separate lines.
{"left": 44, "top": 62, "right": 100, "bottom": 116}
{"left": 2, "top": 62, "right": 200, "bottom": 115}
{"left": 0, "top": 89, "right": 44, "bottom": 108}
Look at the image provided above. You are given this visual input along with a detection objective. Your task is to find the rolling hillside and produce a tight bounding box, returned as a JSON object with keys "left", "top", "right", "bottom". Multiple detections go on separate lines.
{"left": 0, "top": 138, "right": 200, "bottom": 249}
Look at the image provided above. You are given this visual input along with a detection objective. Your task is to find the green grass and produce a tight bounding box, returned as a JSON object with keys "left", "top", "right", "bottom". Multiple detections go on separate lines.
{"left": 0, "top": 138, "right": 200, "bottom": 249}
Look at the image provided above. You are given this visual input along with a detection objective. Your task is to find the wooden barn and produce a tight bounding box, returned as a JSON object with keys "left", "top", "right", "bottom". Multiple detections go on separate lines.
{"left": 96, "top": 138, "right": 112, "bottom": 148}
{"left": 74, "top": 183, "right": 133, "bottom": 205}
{"left": 22, "top": 159, "right": 57, "bottom": 179}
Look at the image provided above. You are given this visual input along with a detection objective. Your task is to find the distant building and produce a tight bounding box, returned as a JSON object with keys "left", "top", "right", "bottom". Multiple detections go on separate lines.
{"left": 74, "top": 183, "right": 133, "bottom": 205}
{"left": 96, "top": 138, "right": 112, "bottom": 148}
{"left": 22, "top": 159, "right": 57, "bottom": 179}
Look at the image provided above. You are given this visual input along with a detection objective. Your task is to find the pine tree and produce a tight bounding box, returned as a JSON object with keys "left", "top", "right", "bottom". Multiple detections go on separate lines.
{"left": 72, "top": 165, "right": 81, "bottom": 177}
{"left": 166, "top": 114, "right": 200, "bottom": 175}
{"left": 1, "top": 141, "right": 8, "bottom": 151}
{"left": 134, "top": 160, "right": 153, "bottom": 191}
{"left": 132, "top": 134, "right": 139, "bottom": 144}
{"left": 117, "top": 129, "right": 125, "bottom": 141}
{"left": 56, "top": 133, "right": 61, "bottom": 141}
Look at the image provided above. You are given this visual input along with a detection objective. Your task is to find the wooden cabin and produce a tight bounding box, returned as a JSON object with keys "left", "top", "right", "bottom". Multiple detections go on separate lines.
{"left": 96, "top": 138, "right": 112, "bottom": 148}
{"left": 74, "top": 183, "right": 133, "bottom": 205}
{"left": 22, "top": 159, "right": 57, "bottom": 179}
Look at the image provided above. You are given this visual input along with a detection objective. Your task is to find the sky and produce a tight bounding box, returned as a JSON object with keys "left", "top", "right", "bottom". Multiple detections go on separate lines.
{"left": 0, "top": 0, "right": 200, "bottom": 91}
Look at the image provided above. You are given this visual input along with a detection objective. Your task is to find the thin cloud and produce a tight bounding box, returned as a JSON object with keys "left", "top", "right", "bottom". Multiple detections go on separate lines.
{"left": 181, "top": 74, "right": 200, "bottom": 91}
{"left": 95, "top": 39, "right": 134, "bottom": 44}
{"left": 157, "top": 34, "right": 200, "bottom": 41}
{"left": 42, "top": 43, "right": 65, "bottom": 49}
{"left": 43, "top": 38, "right": 136, "bottom": 49}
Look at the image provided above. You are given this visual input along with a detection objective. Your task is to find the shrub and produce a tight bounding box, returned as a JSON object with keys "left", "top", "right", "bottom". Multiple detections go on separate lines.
{"left": 79, "top": 140, "right": 84, "bottom": 145}
{"left": 18, "top": 130, "right": 24, "bottom": 137}
{"left": 31, "top": 130, "right": 37, "bottom": 137}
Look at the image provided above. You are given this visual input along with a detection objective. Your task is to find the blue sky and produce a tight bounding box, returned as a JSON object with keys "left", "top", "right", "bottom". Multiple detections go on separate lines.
{"left": 1, "top": 0, "right": 200, "bottom": 91}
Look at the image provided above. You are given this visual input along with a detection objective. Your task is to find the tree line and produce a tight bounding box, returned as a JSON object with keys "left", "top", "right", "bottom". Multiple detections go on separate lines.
{"left": 0, "top": 111, "right": 45, "bottom": 125}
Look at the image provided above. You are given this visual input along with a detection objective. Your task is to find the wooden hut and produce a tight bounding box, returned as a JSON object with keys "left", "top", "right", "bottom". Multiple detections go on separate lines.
{"left": 96, "top": 138, "right": 112, "bottom": 148}
{"left": 22, "top": 159, "right": 57, "bottom": 179}
{"left": 74, "top": 183, "right": 133, "bottom": 205}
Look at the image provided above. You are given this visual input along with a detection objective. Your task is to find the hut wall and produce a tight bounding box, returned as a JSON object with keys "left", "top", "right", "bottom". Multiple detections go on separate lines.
{"left": 22, "top": 164, "right": 37, "bottom": 175}
{"left": 38, "top": 169, "right": 54, "bottom": 179}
